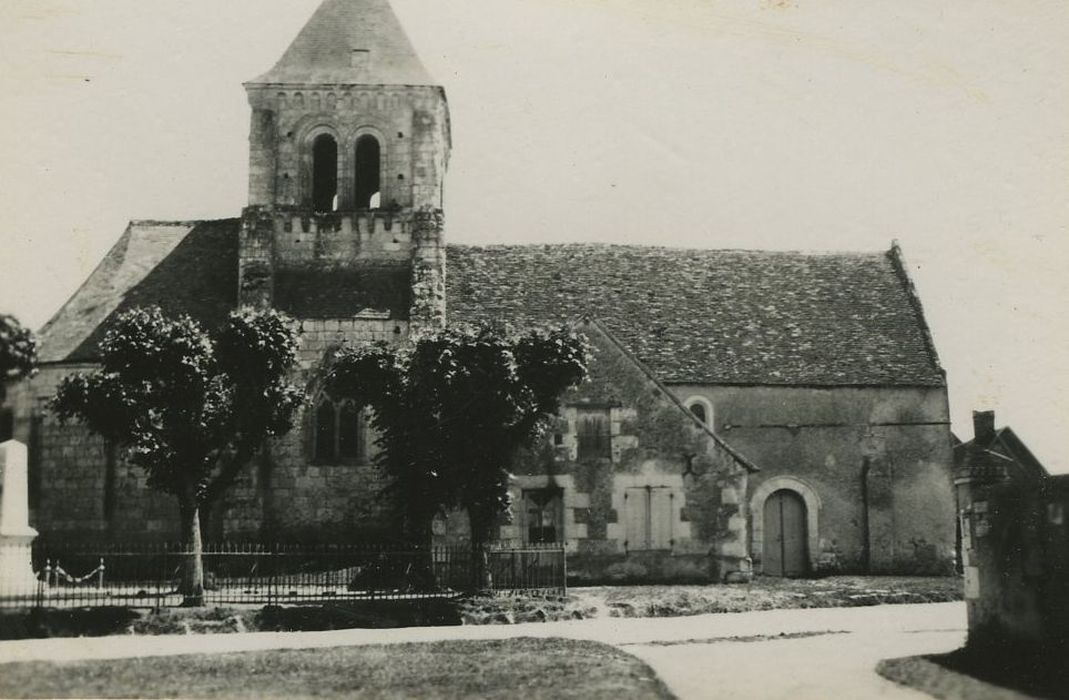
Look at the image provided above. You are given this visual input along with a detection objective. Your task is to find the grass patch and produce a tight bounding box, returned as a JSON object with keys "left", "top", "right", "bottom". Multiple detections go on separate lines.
{"left": 0, "top": 637, "right": 673, "bottom": 700}
{"left": 0, "top": 601, "right": 461, "bottom": 640}
{"left": 931, "top": 647, "right": 1068, "bottom": 700}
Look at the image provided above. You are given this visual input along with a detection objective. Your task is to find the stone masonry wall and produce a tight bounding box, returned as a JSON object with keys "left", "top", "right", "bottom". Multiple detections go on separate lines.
{"left": 960, "top": 475, "right": 1069, "bottom": 654}
{"left": 23, "top": 316, "right": 410, "bottom": 544}
{"left": 494, "top": 323, "right": 751, "bottom": 584}
{"left": 245, "top": 85, "right": 449, "bottom": 211}
{"left": 672, "top": 383, "right": 956, "bottom": 575}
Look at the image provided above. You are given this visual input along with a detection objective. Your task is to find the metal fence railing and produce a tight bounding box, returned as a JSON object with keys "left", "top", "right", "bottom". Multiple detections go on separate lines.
{"left": 0, "top": 540, "right": 566, "bottom": 609}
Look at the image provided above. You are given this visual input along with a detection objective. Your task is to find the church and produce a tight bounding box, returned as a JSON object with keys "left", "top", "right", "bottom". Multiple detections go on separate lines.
{"left": 5, "top": 0, "right": 956, "bottom": 582}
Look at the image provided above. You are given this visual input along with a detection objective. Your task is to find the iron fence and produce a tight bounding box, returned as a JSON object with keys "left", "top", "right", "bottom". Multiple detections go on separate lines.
{"left": 0, "top": 540, "right": 566, "bottom": 609}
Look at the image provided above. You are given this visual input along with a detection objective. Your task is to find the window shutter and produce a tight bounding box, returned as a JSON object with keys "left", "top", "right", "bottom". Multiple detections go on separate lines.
{"left": 577, "top": 407, "right": 612, "bottom": 461}
{"left": 624, "top": 488, "right": 648, "bottom": 549}
{"left": 650, "top": 488, "right": 674, "bottom": 549}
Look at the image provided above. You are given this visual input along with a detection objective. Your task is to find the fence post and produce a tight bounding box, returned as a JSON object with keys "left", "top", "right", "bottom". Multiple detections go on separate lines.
{"left": 561, "top": 546, "right": 568, "bottom": 597}
{"left": 157, "top": 545, "right": 167, "bottom": 610}
{"left": 268, "top": 542, "right": 276, "bottom": 607}
{"left": 35, "top": 561, "right": 45, "bottom": 609}
{"left": 97, "top": 557, "right": 105, "bottom": 590}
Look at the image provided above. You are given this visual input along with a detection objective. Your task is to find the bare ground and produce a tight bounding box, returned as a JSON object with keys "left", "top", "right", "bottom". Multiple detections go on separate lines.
{"left": 459, "top": 575, "right": 963, "bottom": 624}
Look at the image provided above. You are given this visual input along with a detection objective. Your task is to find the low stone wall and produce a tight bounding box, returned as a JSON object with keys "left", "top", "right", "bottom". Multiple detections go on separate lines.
{"left": 960, "top": 474, "right": 1069, "bottom": 654}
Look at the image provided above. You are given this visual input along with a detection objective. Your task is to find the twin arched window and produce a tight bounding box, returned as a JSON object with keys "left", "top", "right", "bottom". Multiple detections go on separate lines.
{"left": 312, "top": 398, "right": 367, "bottom": 464}
{"left": 310, "top": 133, "right": 382, "bottom": 212}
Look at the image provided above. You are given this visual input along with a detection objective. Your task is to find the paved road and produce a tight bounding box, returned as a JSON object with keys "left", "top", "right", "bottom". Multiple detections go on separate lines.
{"left": 623, "top": 614, "right": 964, "bottom": 699}
{"left": 0, "top": 602, "right": 967, "bottom": 699}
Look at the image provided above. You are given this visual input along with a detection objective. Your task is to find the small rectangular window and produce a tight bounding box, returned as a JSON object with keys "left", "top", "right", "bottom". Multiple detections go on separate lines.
{"left": 523, "top": 488, "right": 563, "bottom": 544}
{"left": 576, "top": 406, "right": 612, "bottom": 461}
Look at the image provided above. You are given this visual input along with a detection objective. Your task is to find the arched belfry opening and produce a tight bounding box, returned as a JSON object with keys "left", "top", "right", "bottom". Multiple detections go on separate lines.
{"left": 312, "top": 134, "right": 338, "bottom": 211}
{"left": 354, "top": 135, "right": 381, "bottom": 209}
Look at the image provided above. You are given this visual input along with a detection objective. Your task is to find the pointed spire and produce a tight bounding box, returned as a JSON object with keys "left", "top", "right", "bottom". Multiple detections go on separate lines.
{"left": 249, "top": 0, "right": 435, "bottom": 86}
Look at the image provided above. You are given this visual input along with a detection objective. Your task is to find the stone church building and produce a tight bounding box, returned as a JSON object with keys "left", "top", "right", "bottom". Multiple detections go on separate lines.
{"left": 3, "top": 0, "right": 956, "bottom": 581}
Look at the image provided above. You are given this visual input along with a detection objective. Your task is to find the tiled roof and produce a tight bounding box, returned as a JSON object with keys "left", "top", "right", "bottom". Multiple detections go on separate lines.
{"left": 37, "top": 220, "right": 239, "bottom": 364}
{"left": 954, "top": 427, "right": 1049, "bottom": 483}
{"left": 446, "top": 244, "right": 945, "bottom": 387}
{"left": 37, "top": 223, "right": 945, "bottom": 388}
{"left": 249, "top": 0, "right": 435, "bottom": 86}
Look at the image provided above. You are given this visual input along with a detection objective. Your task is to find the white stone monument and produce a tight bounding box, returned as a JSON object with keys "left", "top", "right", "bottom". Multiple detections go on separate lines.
{"left": 0, "top": 440, "right": 39, "bottom": 594}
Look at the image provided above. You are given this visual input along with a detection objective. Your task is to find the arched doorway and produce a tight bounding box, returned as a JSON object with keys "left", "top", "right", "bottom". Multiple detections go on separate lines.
{"left": 763, "top": 489, "right": 809, "bottom": 577}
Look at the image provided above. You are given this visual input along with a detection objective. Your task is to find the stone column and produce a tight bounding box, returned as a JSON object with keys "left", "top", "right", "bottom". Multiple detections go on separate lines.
{"left": 0, "top": 440, "right": 39, "bottom": 594}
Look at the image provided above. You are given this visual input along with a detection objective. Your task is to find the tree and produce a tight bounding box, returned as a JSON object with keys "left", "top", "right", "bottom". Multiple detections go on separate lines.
{"left": 326, "top": 323, "right": 589, "bottom": 589}
{"left": 50, "top": 307, "right": 303, "bottom": 605}
{"left": 0, "top": 313, "right": 38, "bottom": 402}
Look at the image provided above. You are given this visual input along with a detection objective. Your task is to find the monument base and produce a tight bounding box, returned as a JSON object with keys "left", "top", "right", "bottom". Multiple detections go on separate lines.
{"left": 0, "top": 533, "right": 40, "bottom": 596}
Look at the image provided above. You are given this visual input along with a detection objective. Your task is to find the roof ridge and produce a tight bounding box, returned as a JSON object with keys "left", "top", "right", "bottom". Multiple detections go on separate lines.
{"left": 129, "top": 218, "right": 239, "bottom": 227}
{"left": 447, "top": 242, "right": 887, "bottom": 257}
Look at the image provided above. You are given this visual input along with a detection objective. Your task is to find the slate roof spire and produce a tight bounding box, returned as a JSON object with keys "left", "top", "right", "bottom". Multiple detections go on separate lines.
{"left": 249, "top": 0, "right": 435, "bottom": 86}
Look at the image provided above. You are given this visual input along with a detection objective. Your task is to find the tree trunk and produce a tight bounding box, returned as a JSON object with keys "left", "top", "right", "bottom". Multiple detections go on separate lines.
{"left": 469, "top": 507, "right": 494, "bottom": 593}
{"left": 178, "top": 496, "right": 205, "bottom": 607}
{"left": 407, "top": 509, "right": 437, "bottom": 592}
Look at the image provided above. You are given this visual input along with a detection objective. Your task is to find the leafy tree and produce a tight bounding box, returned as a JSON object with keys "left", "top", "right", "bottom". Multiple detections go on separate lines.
{"left": 0, "top": 313, "right": 38, "bottom": 402}
{"left": 326, "top": 323, "right": 589, "bottom": 589}
{"left": 50, "top": 307, "right": 303, "bottom": 605}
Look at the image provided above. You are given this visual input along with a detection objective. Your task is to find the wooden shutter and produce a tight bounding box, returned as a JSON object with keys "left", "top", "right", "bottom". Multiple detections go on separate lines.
{"left": 577, "top": 407, "right": 612, "bottom": 460}
{"left": 650, "top": 488, "right": 674, "bottom": 549}
{"left": 624, "top": 488, "right": 649, "bottom": 549}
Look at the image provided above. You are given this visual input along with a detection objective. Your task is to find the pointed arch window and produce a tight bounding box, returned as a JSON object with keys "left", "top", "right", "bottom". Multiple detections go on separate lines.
{"left": 312, "top": 134, "right": 338, "bottom": 212}
{"left": 312, "top": 397, "right": 366, "bottom": 465}
{"left": 354, "top": 135, "right": 381, "bottom": 209}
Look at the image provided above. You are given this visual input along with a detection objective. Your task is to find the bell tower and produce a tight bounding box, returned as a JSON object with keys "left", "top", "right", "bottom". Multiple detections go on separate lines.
{"left": 239, "top": 0, "right": 449, "bottom": 330}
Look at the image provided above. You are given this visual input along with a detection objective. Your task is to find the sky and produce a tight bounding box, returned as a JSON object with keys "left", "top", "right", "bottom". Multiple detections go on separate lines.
{"left": 1, "top": 0, "right": 1066, "bottom": 472}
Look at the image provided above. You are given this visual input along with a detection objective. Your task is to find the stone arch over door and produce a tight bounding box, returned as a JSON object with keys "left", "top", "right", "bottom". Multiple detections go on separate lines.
{"left": 750, "top": 476, "right": 821, "bottom": 575}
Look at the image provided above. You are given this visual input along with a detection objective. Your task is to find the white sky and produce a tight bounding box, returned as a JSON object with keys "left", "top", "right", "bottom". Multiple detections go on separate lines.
{"left": 1, "top": 0, "right": 1066, "bottom": 472}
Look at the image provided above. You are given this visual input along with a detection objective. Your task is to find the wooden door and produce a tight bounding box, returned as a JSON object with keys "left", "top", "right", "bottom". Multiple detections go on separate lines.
{"left": 763, "top": 489, "right": 809, "bottom": 577}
